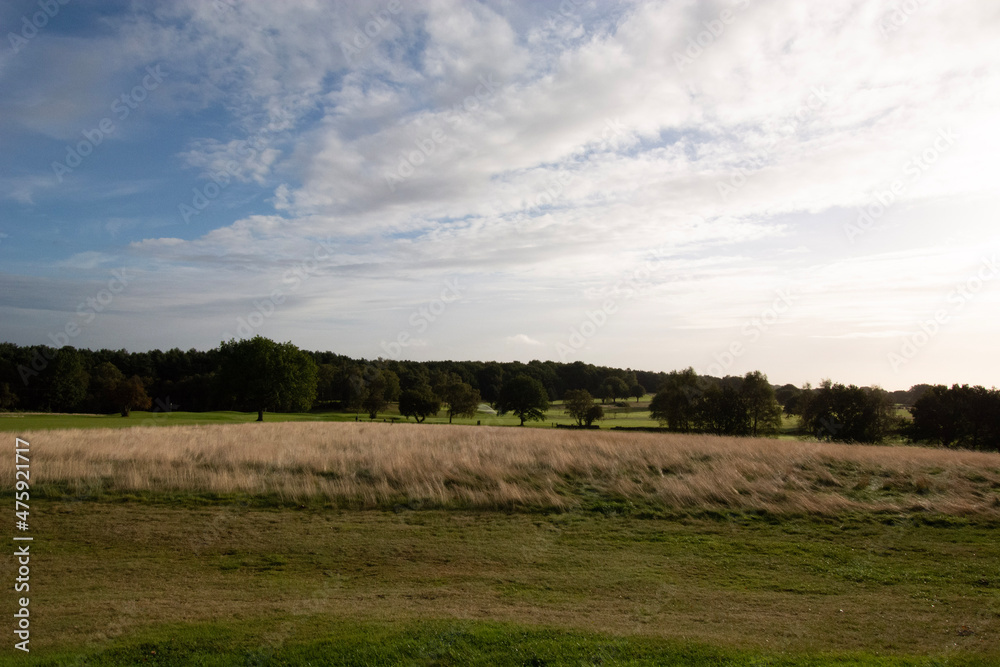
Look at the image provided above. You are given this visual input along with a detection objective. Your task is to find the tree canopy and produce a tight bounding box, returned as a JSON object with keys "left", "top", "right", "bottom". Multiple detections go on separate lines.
{"left": 1, "top": 340, "right": 997, "bottom": 451}
{"left": 398, "top": 385, "right": 441, "bottom": 423}
{"left": 497, "top": 374, "right": 549, "bottom": 426}
{"left": 218, "top": 336, "right": 317, "bottom": 421}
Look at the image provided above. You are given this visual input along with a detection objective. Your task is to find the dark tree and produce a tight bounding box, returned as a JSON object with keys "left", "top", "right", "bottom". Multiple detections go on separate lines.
{"left": 563, "top": 389, "right": 595, "bottom": 426}
{"left": 0, "top": 382, "right": 18, "bottom": 411}
{"left": 800, "top": 381, "right": 897, "bottom": 443}
{"left": 602, "top": 376, "right": 629, "bottom": 403}
{"left": 741, "top": 371, "right": 783, "bottom": 436}
{"left": 583, "top": 404, "right": 604, "bottom": 426}
{"left": 113, "top": 375, "right": 152, "bottom": 417}
{"left": 39, "top": 347, "right": 89, "bottom": 412}
{"left": 477, "top": 362, "right": 504, "bottom": 408}
{"left": 316, "top": 364, "right": 338, "bottom": 403}
{"left": 775, "top": 383, "right": 803, "bottom": 415}
{"left": 218, "top": 336, "right": 317, "bottom": 421}
{"left": 398, "top": 385, "right": 441, "bottom": 423}
{"left": 908, "top": 384, "right": 1000, "bottom": 451}
{"left": 437, "top": 375, "right": 480, "bottom": 423}
{"left": 695, "top": 382, "right": 748, "bottom": 436}
{"left": 361, "top": 368, "right": 400, "bottom": 419}
{"left": 89, "top": 361, "right": 125, "bottom": 413}
{"left": 649, "top": 367, "right": 702, "bottom": 431}
{"left": 497, "top": 374, "right": 549, "bottom": 426}
{"left": 629, "top": 384, "right": 646, "bottom": 402}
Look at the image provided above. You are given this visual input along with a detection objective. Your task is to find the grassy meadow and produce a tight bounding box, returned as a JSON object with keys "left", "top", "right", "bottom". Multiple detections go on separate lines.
{"left": 3, "top": 420, "right": 999, "bottom": 665}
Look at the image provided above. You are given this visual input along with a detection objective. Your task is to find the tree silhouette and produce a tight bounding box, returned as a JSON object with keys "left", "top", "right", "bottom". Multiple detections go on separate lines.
{"left": 398, "top": 385, "right": 440, "bottom": 423}
{"left": 113, "top": 375, "right": 152, "bottom": 417}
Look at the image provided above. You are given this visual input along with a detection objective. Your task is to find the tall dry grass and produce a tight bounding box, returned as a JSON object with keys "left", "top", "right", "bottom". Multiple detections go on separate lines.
{"left": 10, "top": 422, "right": 1000, "bottom": 515}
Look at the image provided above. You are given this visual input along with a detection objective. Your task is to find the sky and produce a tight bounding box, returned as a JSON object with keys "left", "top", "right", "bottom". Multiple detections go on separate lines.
{"left": 1, "top": 0, "right": 998, "bottom": 391}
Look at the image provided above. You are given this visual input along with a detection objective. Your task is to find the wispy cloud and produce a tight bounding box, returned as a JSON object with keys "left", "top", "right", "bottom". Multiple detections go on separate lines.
{"left": 0, "top": 0, "right": 998, "bottom": 389}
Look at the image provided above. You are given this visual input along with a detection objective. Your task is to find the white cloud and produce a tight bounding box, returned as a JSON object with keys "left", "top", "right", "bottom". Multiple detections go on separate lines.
{"left": 506, "top": 333, "right": 543, "bottom": 346}
{"left": 3, "top": 0, "right": 1000, "bottom": 388}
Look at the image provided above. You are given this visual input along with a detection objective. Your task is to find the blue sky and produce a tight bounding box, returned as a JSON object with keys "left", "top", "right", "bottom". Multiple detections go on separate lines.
{"left": 1, "top": 0, "right": 998, "bottom": 390}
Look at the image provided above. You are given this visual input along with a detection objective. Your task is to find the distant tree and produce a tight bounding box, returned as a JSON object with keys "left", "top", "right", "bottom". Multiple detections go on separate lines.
{"left": 0, "top": 382, "right": 18, "bottom": 411}
{"left": 741, "top": 371, "right": 783, "bottom": 436}
{"left": 800, "top": 381, "right": 898, "bottom": 444}
{"left": 218, "top": 336, "right": 318, "bottom": 421}
{"left": 398, "top": 364, "right": 431, "bottom": 393}
{"left": 39, "top": 347, "right": 89, "bottom": 412}
{"left": 895, "top": 384, "right": 935, "bottom": 408}
{"left": 449, "top": 384, "right": 481, "bottom": 423}
{"left": 433, "top": 372, "right": 481, "bottom": 423}
{"left": 361, "top": 368, "right": 400, "bottom": 419}
{"left": 649, "top": 368, "right": 702, "bottom": 431}
{"left": 316, "top": 363, "right": 338, "bottom": 402}
{"left": 497, "top": 374, "right": 549, "bottom": 426}
{"left": 774, "top": 383, "right": 803, "bottom": 415}
{"left": 398, "top": 385, "right": 441, "bottom": 423}
{"left": 477, "top": 362, "right": 504, "bottom": 408}
{"left": 583, "top": 404, "right": 604, "bottom": 426}
{"left": 695, "top": 382, "right": 747, "bottom": 436}
{"left": 564, "top": 389, "right": 595, "bottom": 426}
{"left": 89, "top": 361, "right": 126, "bottom": 413}
{"left": 602, "top": 376, "right": 629, "bottom": 403}
{"left": 908, "top": 384, "right": 1000, "bottom": 451}
{"left": 112, "top": 375, "right": 152, "bottom": 417}
{"left": 345, "top": 366, "right": 367, "bottom": 413}
{"left": 380, "top": 368, "right": 401, "bottom": 403}
{"left": 629, "top": 384, "right": 646, "bottom": 403}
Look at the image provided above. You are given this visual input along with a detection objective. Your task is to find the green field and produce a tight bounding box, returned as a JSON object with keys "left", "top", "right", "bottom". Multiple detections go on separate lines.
{"left": 0, "top": 396, "right": 670, "bottom": 432}
{"left": 7, "top": 500, "right": 999, "bottom": 666}
{"left": 4, "top": 416, "right": 995, "bottom": 665}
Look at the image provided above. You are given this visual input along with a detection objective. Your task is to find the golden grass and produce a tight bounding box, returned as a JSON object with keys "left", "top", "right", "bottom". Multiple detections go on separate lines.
{"left": 12, "top": 422, "right": 1000, "bottom": 515}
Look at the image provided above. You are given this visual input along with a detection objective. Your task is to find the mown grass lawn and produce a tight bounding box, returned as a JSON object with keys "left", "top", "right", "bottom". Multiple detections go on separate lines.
{"left": 0, "top": 394, "right": 819, "bottom": 435}
{"left": 0, "top": 399, "right": 667, "bottom": 432}
{"left": 4, "top": 500, "right": 999, "bottom": 666}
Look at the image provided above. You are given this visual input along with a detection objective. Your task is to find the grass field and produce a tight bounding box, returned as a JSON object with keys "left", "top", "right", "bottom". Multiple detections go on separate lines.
{"left": 0, "top": 395, "right": 671, "bottom": 432}
{"left": 4, "top": 422, "right": 999, "bottom": 665}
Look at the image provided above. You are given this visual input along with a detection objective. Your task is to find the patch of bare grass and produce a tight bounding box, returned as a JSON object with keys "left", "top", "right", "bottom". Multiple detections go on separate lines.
{"left": 10, "top": 422, "right": 1000, "bottom": 516}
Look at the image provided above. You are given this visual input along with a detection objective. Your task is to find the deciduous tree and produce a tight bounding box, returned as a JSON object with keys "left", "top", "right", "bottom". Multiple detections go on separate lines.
{"left": 497, "top": 375, "right": 549, "bottom": 426}
{"left": 564, "top": 389, "right": 595, "bottom": 426}
{"left": 113, "top": 375, "right": 152, "bottom": 417}
{"left": 398, "top": 385, "right": 441, "bottom": 423}
{"left": 218, "top": 336, "right": 317, "bottom": 421}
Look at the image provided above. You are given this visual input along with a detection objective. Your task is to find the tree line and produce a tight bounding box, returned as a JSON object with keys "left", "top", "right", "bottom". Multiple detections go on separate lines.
{"left": 1, "top": 339, "right": 997, "bottom": 450}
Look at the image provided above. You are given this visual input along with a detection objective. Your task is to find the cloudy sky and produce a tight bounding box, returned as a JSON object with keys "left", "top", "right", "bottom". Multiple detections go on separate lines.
{"left": 1, "top": 0, "right": 998, "bottom": 390}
